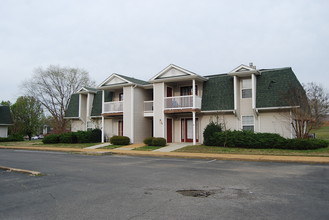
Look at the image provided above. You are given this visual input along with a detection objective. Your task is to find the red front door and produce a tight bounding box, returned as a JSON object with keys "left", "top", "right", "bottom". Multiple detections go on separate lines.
{"left": 167, "top": 118, "right": 173, "bottom": 143}
{"left": 181, "top": 118, "right": 198, "bottom": 142}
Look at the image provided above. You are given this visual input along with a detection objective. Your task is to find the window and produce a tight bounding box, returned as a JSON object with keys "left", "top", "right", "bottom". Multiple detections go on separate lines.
{"left": 87, "top": 121, "right": 93, "bottom": 131}
{"left": 180, "top": 85, "right": 198, "bottom": 96}
{"left": 242, "top": 116, "right": 254, "bottom": 131}
{"left": 241, "top": 79, "right": 252, "bottom": 98}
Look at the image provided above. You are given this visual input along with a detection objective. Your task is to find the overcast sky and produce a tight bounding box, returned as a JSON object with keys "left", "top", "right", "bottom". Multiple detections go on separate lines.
{"left": 1, "top": 0, "right": 328, "bottom": 103}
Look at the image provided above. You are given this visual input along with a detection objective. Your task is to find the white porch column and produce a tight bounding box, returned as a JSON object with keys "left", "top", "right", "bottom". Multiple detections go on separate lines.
{"left": 251, "top": 73, "right": 256, "bottom": 109}
{"left": 101, "top": 116, "right": 105, "bottom": 143}
{"left": 192, "top": 79, "right": 196, "bottom": 109}
{"left": 101, "top": 90, "right": 105, "bottom": 143}
{"left": 192, "top": 111, "right": 196, "bottom": 145}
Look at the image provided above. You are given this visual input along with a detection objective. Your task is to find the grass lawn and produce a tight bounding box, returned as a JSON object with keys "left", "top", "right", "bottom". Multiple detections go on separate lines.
{"left": 311, "top": 125, "right": 329, "bottom": 141}
{"left": 175, "top": 145, "right": 329, "bottom": 157}
{"left": 133, "top": 145, "right": 164, "bottom": 151}
{"left": 99, "top": 145, "right": 123, "bottom": 149}
{"left": 0, "top": 140, "right": 100, "bottom": 149}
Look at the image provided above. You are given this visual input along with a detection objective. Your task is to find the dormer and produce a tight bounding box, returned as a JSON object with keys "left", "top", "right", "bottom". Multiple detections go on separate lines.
{"left": 228, "top": 63, "right": 260, "bottom": 77}
{"left": 149, "top": 64, "right": 207, "bottom": 83}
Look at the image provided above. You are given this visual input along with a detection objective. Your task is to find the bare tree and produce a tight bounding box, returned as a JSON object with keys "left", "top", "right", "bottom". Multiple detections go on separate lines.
{"left": 23, "top": 65, "right": 95, "bottom": 132}
{"left": 284, "top": 84, "right": 313, "bottom": 139}
{"left": 304, "top": 82, "right": 329, "bottom": 127}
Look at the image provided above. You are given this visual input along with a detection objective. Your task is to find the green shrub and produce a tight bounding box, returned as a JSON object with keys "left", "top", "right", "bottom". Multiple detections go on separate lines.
{"left": 203, "top": 122, "right": 222, "bottom": 146}
{"left": 90, "top": 129, "right": 102, "bottom": 143}
{"left": 0, "top": 134, "right": 24, "bottom": 142}
{"left": 59, "top": 132, "right": 77, "bottom": 143}
{"left": 209, "top": 130, "right": 327, "bottom": 150}
{"left": 143, "top": 137, "right": 153, "bottom": 146}
{"left": 76, "top": 131, "right": 92, "bottom": 143}
{"left": 151, "top": 137, "right": 167, "bottom": 146}
{"left": 42, "top": 134, "right": 60, "bottom": 144}
{"left": 110, "top": 136, "right": 130, "bottom": 145}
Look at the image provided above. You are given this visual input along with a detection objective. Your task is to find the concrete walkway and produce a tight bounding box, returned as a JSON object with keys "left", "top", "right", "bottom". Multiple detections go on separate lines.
{"left": 153, "top": 143, "right": 189, "bottom": 152}
{"left": 84, "top": 143, "right": 111, "bottom": 149}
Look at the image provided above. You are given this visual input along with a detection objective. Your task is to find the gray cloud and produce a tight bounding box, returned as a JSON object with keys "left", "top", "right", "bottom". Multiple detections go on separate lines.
{"left": 1, "top": 0, "right": 328, "bottom": 102}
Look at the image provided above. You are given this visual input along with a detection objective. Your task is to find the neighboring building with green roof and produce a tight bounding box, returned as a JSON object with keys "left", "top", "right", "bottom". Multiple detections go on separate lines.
{"left": 65, "top": 63, "right": 305, "bottom": 144}
{"left": 0, "top": 105, "right": 14, "bottom": 138}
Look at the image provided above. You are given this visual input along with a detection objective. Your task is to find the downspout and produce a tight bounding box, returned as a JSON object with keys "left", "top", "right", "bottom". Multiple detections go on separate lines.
{"left": 101, "top": 90, "right": 105, "bottom": 143}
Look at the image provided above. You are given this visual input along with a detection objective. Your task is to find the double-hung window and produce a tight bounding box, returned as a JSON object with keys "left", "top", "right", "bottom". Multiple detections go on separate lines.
{"left": 241, "top": 79, "right": 252, "bottom": 98}
{"left": 242, "top": 116, "right": 254, "bottom": 131}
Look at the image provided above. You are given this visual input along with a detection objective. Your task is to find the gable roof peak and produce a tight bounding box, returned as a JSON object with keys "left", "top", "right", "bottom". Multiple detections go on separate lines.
{"left": 149, "top": 64, "right": 207, "bottom": 82}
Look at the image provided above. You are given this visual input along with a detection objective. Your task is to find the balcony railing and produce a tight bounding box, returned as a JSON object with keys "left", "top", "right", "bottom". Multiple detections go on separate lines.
{"left": 164, "top": 95, "right": 202, "bottom": 109}
{"left": 103, "top": 101, "right": 123, "bottom": 113}
{"left": 144, "top": 101, "right": 153, "bottom": 112}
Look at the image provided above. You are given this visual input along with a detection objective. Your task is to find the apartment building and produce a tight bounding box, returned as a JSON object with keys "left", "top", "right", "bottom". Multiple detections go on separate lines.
{"left": 65, "top": 63, "right": 304, "bottom": 144}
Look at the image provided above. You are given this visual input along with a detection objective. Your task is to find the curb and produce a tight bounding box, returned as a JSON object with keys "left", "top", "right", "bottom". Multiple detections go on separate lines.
{"left": 0, "top": 166, "right": 42, "bottom": 176}
{"left": 1, "top": 146, "right": 329, "bottom": 164}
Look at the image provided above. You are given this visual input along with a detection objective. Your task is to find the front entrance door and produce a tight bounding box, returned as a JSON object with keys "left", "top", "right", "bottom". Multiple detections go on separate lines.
{"left": 181, "top": 118, "right": 198, "bottom": 142}
{"left": 167, "top": 118, "right": 173, "bottom": 143}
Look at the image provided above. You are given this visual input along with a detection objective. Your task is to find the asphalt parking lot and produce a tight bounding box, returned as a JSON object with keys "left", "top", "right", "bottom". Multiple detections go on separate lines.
{"left": 1, "top": 149, "right": 329, "bottom": 220}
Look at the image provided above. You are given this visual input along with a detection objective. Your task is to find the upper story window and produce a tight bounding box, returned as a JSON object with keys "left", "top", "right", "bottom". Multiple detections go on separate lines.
{"left": 180, "top": 85, "right": 198, "bottom": 96}
{"left": 242, "top": 116, "right": 254, "bottom": 131}
{"left": 241, "top": 78, "right": 252, "bottom": 98}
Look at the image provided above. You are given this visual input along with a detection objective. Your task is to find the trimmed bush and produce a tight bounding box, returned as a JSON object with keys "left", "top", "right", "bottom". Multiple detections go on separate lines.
{"left": 203, "top": 122, "right": 222, "bottom": 146}
{"left": 42, "top": 134, "right": 60, "bottom": 144}
{"left": 143, "top": 137, "right": 167, "bottom": 146}
{"left": 76, "top": 131, "right": 92, "bottom": 143}
{"left": 209, "top": 130, "right": 328, "bottom": 150}
{"left": 90, "top": 129, "right": 102, "bottom": 143}
{"left": 151, "top": 137, "right": 167, "bottom": 146}
{"left": 143, "top": 137, "right": 153, "bottom": 146}
{"left": 0, "top": 134, "right": 24, "bottom": 142}
{"left": 59, "top": 132, "right": 77, "bottom": 143}
{"left": 110, "top": 136, "right": 130, "bottom": 145}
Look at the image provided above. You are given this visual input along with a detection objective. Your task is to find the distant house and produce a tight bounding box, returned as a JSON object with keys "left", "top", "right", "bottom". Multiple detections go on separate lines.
{"left": 0, "top": 105, "right": 13, "bottom": 138}
{"left": 65, "top": 63, "right": 305, "bottom": 144}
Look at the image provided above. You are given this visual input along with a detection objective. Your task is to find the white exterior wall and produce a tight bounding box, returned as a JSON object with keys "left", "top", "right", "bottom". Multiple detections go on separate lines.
{"left": 153, "top": 82, "right": 165, "bottom": 138}
{"left": 71, "top": 120, "right": 85, "bottom": 132}
{"left": 123, "top": 86, "right": 133, "bottom": 141}
{"left": 258, "top": 111, "right": 292, "bottom": 138}
{"left": 80, "top": 94, "right": 87, "bottom": 123}
{"left": 133, "top": 87, "right": 152, "bottom": 143}
{"left": 0, "top": 126, "right": 9, "bottom": 138}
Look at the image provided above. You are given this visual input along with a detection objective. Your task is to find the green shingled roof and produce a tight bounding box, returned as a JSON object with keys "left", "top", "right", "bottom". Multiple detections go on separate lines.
{"left": 256, "top": 68, "right": 303, "bottom": 108}
{"left": 116, "top": 74, "right": 149, "bottom": 85}
{"left": 91, "top": 91, "right": 102, "bottom": 117}
{"left": 201, "top": 74, "right": 234, "bottom": 111}
{"left": 0, "top": 105, "right": 13, "bottom": 125}
{"left": 65, "top": 94, "right": 80, "bottom": 118}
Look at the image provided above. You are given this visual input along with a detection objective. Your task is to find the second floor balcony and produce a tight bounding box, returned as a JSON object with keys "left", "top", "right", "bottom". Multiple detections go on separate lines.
{"left": 164, "top": 95, "right": 202, "bottom": 110}
{"left": 103, "top": 101, "right": 123, "bottom": 114}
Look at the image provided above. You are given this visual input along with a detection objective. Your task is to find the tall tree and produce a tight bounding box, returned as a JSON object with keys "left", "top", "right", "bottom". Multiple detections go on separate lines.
{"left": 304, "top": 82, "right": 329, "bottom": 127}
{"left": 23, "top": 65, "right": 95, "bottom": 132}
{"left": 11, "top": 96, "right": 44, "bottom": 140}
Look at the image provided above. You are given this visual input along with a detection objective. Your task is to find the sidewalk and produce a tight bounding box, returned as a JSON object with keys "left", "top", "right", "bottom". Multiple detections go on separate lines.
{"left": 1, "top": 145, "right": 329, "bottom": 164}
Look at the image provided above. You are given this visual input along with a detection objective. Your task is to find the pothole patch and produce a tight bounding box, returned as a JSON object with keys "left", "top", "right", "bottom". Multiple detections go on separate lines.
{"left": 176, "top": 189, "right": 214, "bottom": 197}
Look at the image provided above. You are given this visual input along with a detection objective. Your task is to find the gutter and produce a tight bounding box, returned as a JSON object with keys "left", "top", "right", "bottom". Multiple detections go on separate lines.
{"left": 256, "top": 106, "right": 300, "bottom": 111}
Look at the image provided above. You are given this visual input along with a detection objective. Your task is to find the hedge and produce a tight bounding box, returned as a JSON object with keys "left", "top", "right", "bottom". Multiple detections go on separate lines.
{"left": 0, "top": 134, "right": 24, "bottom": 142}
{"left": 42, "top": 129, "right": 102, "bottom": 144}
{"left": 207, "top": 130, "right": 328, "bottom": 150}
{"left": 143, "top": 137, "right": 166, "bottom": 146}
{"left": 59, "top": 132, "right": 77, "bottom": 143}
{"left": 203, "top": 121, "right": 222, "bottom": 146}
{"left": 110, "top": 136, "right": 130, "bottom": 145}
{"left": 42, "top": 134, "right": 60, "bottom": 144}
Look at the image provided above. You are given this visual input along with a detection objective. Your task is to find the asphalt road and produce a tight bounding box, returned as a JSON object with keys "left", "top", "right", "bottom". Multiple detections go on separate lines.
{"left": 0, "top": 149, "right": 328, "bottom": 220}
